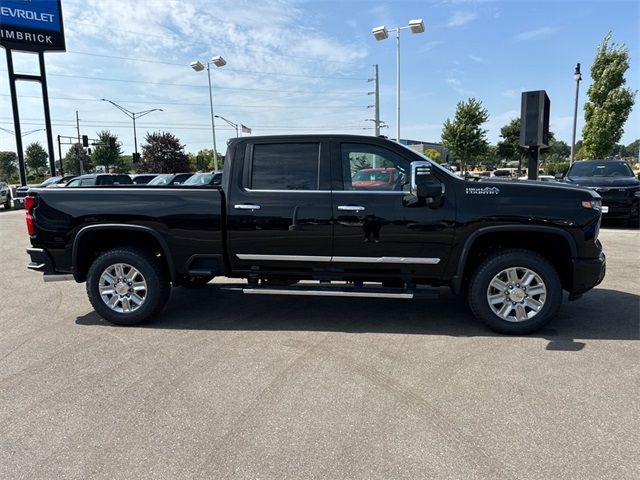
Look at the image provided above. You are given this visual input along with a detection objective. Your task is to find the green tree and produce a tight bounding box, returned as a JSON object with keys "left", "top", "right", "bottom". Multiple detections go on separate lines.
{"left": 441, "top": 98, "right": 489, "bottom": 172}
{"left": 424, "top": 148, "right": 441, "bottom": 163}
{"left": 497, "top": 118, "right": 528, "bottom": 172}
{"left": 25, "top": 142, "right": 48, "bottom": 176}
{"left": 0, "top": 151, "right": 18, "bottom": 181}
{"left": 113, "top": 155, "right": 133, "bottom": 174}
{"left": 582, "top": 32, "right": 635, "bottom": 159}
{"left": 624, "top": 139, "right": 639, "bottom": 158}
{"left": 63, "top": 143, "right": 92, "bottom": 175}
{"left": 137, "top": 131, "right": 189, "bottom": 173}
{"left": 91, "top": 130, "right": 122, "bottom": 173}
{"left": 189, "top": 149, "right": 215, "bottom": 171}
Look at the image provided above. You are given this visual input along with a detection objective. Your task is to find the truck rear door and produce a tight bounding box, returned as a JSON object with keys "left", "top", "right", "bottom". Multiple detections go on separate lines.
{"left": 226, "top": 139, "right": 333, "bottom": 273}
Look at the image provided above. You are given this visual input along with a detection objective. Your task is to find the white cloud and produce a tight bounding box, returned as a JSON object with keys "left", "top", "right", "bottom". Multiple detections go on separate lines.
{"left": 1, "top": 0, "right": 371, "bottom": 155}
{"left": 513, "top": 27, "right": 558, "bottom": 42}
{"left": 447, "top": 11, "right": 478, "bottom": 27}
{"left": 446, "top": 77, "right": 475, "bottom": 96}
{"left": 469, "top": 55, "right": 485, "bottom": 63}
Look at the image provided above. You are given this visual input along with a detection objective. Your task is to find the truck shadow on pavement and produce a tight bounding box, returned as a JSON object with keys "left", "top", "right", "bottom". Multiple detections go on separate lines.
{"left": 76, "top": 286, "right": 639, "bottom": 350}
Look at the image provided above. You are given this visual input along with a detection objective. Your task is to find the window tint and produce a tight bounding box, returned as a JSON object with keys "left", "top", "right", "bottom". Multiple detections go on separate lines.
{"left": 80, "top": 178, "right": 96, "bottom": 186}
{"left": 341, "top": 143, "right": 410, "bottom": 191}
{"left": 173, "top": 173, "right": 192, "bottom": 184}
{"left": 568, "top": 162, "right": 633, "bottom": 178}
{"left": 66, "top": 179, "right": 81, "bottom": 188}
{"left": 251, "top": 143, "right": 319, "bottom": 190}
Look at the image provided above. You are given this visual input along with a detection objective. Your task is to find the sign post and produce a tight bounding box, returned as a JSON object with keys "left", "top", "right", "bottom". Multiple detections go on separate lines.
{"left": 1, "top": 0, "right": 66, "bottom": 185}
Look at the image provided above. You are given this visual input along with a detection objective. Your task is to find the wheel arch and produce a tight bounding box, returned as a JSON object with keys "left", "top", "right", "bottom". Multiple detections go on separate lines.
{"left": 452, "top": 225, "right": 577, "bottom": 294}
{"left": 72, "top": 224, "right": 176, "bottom": 283}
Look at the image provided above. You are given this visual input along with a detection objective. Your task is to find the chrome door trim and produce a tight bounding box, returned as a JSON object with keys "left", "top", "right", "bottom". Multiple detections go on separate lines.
{"left": 332, "top": 256, "right": 440, "bottom": 265}
{"left": 236, "top": 254, "right": 439, "bottom": 264}
{"left": 236, "top": 254, "right": 332, "bottom": 262}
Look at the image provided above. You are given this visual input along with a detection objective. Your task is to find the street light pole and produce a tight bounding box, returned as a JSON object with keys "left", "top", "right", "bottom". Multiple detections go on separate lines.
{"left": 206, "top": 63, "right": 219, "bottom": 169}
{"left": 101, "top": 99, "right": 163, "bottom": 160}
{"left": 570, "top": 63, "right": 582, "bottom": 166}
{"left": 372, "top": 19, "right": 425, "bottom": 143}
{"left": 191, "top": 56, "right": 227, "bottom": 171}
{"left": 215, "top": 115, "right": 241, "bottom": 138}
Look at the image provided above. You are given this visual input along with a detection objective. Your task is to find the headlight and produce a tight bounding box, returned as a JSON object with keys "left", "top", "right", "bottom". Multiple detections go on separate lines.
{"left": 582, "top": 199, "right": 602, "bottom": 211}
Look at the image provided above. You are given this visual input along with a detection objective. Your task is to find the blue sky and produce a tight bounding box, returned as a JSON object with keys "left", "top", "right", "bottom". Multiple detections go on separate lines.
{"left": 1, "top": 0, "right": 638, "bottom": 158}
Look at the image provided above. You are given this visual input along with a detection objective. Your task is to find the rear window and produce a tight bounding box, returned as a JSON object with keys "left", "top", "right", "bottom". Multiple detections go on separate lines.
{"left": 250, "top": 143, "right": 319, "bottom": 190}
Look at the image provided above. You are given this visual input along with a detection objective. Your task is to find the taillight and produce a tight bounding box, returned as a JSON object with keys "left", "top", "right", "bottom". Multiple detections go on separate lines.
{"left": 25, "top": 196, "right": 37, "bottom": 236}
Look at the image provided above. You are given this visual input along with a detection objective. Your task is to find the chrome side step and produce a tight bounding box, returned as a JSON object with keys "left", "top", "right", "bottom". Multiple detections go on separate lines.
{"left": 243, "top": 288, "right": 414, "bottom": 299}
{"left": 43, "top": 273, "right": 75, "bottom": 282}
{"left": 220, "top": 283, "right": 439, "bottom": 300}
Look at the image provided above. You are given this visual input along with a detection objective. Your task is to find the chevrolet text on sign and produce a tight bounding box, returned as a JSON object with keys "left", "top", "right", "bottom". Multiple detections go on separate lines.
{"left": 0, "top": 0, "right": 65, "bottom": 52}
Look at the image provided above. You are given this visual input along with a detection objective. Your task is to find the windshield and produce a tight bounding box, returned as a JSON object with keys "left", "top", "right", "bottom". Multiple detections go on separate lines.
{"left": 40, "top": 176, "right": 62, "bottom": 186}
{"left": 568, "top": 161, "right": 633, "bottom": 178}
{"left": 184, "top": 173, "right": 213, "bottom": 185}
{"left": 397, "top": 144, "right": 461, "bottom": 180}
{"left": 148, "top": 174, "right": 173, "bottom": 185}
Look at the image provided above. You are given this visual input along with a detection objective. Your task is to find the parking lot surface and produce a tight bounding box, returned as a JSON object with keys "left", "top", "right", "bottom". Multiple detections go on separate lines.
{"left": 0, "top": 208, "right": 638, "bottom": 479}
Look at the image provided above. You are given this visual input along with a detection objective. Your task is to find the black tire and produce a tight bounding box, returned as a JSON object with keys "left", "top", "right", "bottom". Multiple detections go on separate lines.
{"left": 86, "top": 248, "right": 170, "bottom": 326}
{"left": 181, "top": 275, "right": 214, "bottom": 288}
{"left": 3, "top": 196, "right": 10, "bottom": 210}
{"left": 468, "top": 249, "right": 562, "bottom": 335}
{"left": 627, "top": 214, "right": 639, "bottom": 229}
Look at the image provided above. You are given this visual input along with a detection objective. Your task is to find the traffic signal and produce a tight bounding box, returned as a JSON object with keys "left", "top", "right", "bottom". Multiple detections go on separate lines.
{"left": 82, "top": 135, "right": 88, "bottom": 147}
{"left": 132, "top": 153, "right": 141, "bottom": 163}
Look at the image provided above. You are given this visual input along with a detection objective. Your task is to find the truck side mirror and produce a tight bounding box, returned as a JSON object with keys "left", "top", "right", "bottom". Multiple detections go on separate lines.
{"left": 410, "top": 161, "right": 443, "bottom": 198}
{"left": 555, "top": 172, "right": 565, "bottom": 180}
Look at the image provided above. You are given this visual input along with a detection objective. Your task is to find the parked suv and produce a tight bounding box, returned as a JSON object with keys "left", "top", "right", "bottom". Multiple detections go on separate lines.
{"left": 66, "top": 174, "right": 133, "bottom": 187}
{"left": 147, "top": 173, "right": 193, "bottom": 185}
{"left": 563, "top": 160, "right": 640, "bottom": 227}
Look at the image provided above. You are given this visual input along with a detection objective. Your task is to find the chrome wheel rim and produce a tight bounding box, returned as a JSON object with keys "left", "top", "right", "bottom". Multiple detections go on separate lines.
{"left": 486, "top": 267, "right": 547, "bottom": 323}
{"left": 99, "top": 263, "right": 147, "bottom": 313}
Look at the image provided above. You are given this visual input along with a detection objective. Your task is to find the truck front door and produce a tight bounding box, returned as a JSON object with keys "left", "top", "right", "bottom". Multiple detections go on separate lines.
{"left": 330, "top": 141, "right": 456, "bottom": 280}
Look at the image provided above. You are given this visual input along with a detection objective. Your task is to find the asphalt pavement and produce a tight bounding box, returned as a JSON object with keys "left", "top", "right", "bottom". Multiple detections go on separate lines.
{"left": 0, "top": 208, "right": 638, "bottom": 479}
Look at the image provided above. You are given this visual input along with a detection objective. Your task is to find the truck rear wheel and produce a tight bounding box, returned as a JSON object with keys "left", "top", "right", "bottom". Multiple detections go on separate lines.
{"left": 86, "top": 248, "right": 170, "bottom": 326}
{"left": 468, "top": 249, "right": 562, "bottom": 335}
{"left": 3, "top": 195, "right": 10, "bottom": 210}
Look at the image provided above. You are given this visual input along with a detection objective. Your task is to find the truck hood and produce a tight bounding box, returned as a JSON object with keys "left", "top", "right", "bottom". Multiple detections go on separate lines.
{"left": 564, "top": 176, "right": 640, "bottom": 188}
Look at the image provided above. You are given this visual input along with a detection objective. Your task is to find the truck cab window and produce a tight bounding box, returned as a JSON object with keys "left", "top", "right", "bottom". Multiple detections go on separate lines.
{"left": 250, "top": 143, "right": 320, "bottom": 190}
{"left": 341, "top": 143, "right": 410, "bottom": 191}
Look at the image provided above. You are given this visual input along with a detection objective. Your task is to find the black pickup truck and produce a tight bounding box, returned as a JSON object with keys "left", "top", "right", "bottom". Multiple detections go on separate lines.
{"left": 25, "top": 135, "right": 605, "bottom": 334}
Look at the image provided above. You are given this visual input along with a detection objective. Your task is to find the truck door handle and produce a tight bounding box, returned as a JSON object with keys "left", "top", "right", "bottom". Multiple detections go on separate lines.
{"left": 234, "top": 204, "right": 261, "bottom": 211}
{"left": 337, "top": 205, "right": 365, "bottom": 212}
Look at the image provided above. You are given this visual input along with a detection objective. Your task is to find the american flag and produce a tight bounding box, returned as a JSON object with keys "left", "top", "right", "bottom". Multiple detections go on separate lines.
{"left": 241, "top": 124, "right": 252, "bottom": 134}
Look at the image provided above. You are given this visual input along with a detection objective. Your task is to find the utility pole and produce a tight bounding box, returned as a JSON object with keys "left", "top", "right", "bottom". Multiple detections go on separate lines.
{"left": 76, "top": 110, "right": 84, "bottom": 175}
{"left": 367, "top": 64, "right": 381, "bottom": 136}
{"left": 373, "top": 64, "right": 380, "bottom": 136}
{"left": 57, "top": 135, "right": 64, "bottom": 176}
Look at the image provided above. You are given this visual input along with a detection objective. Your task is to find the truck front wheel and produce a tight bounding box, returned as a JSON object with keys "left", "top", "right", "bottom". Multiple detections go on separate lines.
{"left": 468, "top": 249, "right": 562, "bottom": 335}
{"left": 86, "top": 248, "right": 170, "bottom": 326}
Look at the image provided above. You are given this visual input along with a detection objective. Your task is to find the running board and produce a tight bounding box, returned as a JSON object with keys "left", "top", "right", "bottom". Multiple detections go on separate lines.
{"left": 220, "top": 284, "right": 438, "bottom": 300}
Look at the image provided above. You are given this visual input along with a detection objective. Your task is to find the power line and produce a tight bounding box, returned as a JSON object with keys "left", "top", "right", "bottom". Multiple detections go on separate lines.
{"left": 0, "top": 70, "right": 365, "bottom": 95}
{"left": 0, "top": 93, "right": 368, "bottom": 109}
{"left": 65, "top": 50, "right": 367, "bottom": 81}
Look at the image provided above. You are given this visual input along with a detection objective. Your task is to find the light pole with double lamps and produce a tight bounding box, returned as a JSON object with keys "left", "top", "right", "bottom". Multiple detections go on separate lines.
{"left": 191, "top": 56, "right": 227, "bottom": 171}
{"left": 372, "top": 19, "right": 425, "bottom": 143}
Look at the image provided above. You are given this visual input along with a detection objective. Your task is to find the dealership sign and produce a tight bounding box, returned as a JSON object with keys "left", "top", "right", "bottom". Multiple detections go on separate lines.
{"left": 0, "top": 0, "right": 65, "bottom": 52}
